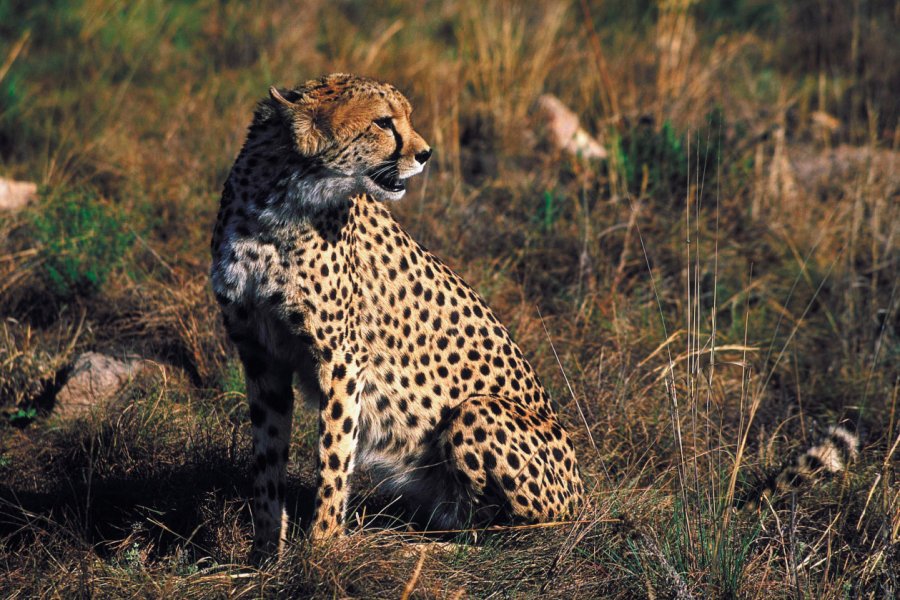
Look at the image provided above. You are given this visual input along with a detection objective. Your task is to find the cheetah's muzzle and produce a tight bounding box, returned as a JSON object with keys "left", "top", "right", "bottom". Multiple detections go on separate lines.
{"left": 367, "top": 161, "right": 404, "bottom": 193}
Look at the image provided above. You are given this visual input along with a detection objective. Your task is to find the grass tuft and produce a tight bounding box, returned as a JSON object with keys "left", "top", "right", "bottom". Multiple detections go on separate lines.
{"left": 29, "top": 186, "right": 135, "bottom": 301}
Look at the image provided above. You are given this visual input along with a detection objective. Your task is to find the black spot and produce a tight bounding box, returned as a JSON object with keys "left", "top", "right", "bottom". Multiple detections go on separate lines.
{"left": 261, "top": 388, "right": 292, "bottom": 414}
{"left": 242, "top": 355, "right": 266, "bottom": 379}
{"left": 507, "top": 453, "right": 521, "bottom": 469}
{"left": 250, "top": 404, "right": 266, "bottom": 427}
{"left": 464, "top": 452, "right": 480, "bottom": 470}
{"left": 785, "top": 469, "right": 806, "bottom": 487}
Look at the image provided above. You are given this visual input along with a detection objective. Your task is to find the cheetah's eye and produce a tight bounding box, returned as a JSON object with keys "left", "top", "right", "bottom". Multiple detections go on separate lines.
{"left": 373, "top": 117, "right": 392, "bottom": 130}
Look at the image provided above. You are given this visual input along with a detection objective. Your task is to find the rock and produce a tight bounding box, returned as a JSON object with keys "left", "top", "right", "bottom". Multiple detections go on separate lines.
{"left": 537, "top": 94, "right": 607, "bottom": 160}
{"left": 0, "top": 177, "right": 38, "bottom": 211}
{"left": 810, "top": 111, "right": 840, "bottom": 134}
{"left": 790, "top": 144, "right": 899, "bottom": 193}
{"left": 54, "top": 352, "right": 153, "bottom": 419}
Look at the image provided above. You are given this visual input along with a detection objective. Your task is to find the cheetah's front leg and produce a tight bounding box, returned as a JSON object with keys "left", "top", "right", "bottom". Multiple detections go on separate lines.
{"left": 310, "top": 358, "right": 363, "bottom": 541}
{"left": 236, "top": 344, "right": 295, "bottom": 564}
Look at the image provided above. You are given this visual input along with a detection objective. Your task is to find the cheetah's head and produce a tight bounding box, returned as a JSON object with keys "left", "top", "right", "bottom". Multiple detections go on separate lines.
{"left": 269, "top": 73, "right": 431, "bottom": 204}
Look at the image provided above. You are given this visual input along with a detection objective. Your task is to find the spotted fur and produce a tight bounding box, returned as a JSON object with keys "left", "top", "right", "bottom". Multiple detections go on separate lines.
{"left": 210, "top": 74, "right": 584, "bottom": 561}
{"left": 739, "top": 425, "right": 859, "bottom": 513}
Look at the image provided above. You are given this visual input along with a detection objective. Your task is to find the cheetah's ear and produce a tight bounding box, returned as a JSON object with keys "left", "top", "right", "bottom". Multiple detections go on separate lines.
{"left": 269, "top": 86, "right": 297, "bottom": 107}
{"left": 269, "top": 86, "right": 328, "bottom": 156}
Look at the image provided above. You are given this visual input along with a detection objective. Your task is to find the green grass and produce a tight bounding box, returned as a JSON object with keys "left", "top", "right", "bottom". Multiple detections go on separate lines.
{"left": 29, "top": 186, "right": 135, "bottom": 301}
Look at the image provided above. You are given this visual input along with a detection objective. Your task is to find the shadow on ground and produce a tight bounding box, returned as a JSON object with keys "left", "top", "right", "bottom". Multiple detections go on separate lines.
{"left": 0, "top": 460, "right": 318, "bottom": 563}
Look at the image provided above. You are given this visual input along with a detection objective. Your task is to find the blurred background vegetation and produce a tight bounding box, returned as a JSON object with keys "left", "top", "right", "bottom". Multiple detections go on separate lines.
{"left": 0, "top": 1, "right": 897, "bottom": 597}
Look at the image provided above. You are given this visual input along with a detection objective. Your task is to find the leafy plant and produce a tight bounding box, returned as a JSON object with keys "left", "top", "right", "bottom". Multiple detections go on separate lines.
{"left": 30, "top": 187, "right": 135, "bottom": 301}
{"left": 536, "top": 190, "right": 563, "bottom": 231}
{"left": 616, "top": 118, "right": 688, "bottom": 201}
{"left": 616, "top": 110, "right": 725, "bottom": 201}
{"left": 7, "top": 406, "right": 37, "bottom": 426}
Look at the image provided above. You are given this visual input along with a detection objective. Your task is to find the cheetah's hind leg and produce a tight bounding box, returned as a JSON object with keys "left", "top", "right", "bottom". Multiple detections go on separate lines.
{"left": 402, "top": 395, "right": 584, "bottom": 533}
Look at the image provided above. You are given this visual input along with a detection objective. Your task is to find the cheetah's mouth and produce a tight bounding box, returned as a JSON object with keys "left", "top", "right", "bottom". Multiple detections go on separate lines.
{"left": 367, "top": 162, "right": 405, "bottom": 193}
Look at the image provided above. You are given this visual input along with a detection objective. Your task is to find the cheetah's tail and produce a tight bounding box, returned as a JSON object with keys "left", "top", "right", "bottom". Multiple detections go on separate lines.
{"left": 736, "top": 424, "right": 859, "bottom": 514}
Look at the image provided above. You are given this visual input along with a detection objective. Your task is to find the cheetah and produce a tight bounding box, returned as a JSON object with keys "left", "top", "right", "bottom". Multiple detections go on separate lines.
{"left": 210, "top": 74, "right": 584, "bottom": 560}
{"left": 738, "top": 424, "right": 859, "bottom": 513}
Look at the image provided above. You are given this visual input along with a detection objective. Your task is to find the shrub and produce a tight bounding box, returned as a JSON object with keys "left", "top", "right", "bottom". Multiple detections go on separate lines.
{"left": 30, "top": 187, "right": 135, "bottom": 301}
{"left": 613, "top": 109, "right": 725, "bottom": 201}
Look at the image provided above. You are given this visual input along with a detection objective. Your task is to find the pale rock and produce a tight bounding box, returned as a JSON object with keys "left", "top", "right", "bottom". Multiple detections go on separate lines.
{"left": 0, "top": 177, "right": 38, "bottom": 211}
{"left": 54, "top": 352, "right": 152, "bottom": 419}
{"left": 537, "top": 94, "right": 607, "bottom": 160}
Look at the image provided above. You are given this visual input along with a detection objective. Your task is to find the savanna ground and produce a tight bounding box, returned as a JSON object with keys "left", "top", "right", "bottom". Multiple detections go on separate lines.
{"left": 0, "top": 1, "right": 898, "bottom": 597}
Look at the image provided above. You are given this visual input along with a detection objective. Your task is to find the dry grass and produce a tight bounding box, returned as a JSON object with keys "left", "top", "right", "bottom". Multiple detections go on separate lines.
{"left": 1, "top": 1, "right": 897, "bottom": 597}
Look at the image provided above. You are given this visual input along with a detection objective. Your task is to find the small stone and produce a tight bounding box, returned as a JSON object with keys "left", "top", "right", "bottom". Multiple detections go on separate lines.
{"left": 537, "top": 94, "right": 607, "bottom": 160}
{"left": 0, "top": 177, "right": 38, "bottom": 211}
{"left": 53, "top": 352, "right": 152, "bottom": 419}
{"left": 811, "top": 111, "right": 840, "bottom": 133}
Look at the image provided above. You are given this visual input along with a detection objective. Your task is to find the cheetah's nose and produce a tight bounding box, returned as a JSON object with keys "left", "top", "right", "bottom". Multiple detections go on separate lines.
{"left": 415, "top": 148, "right": 432, "bottom": 164}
